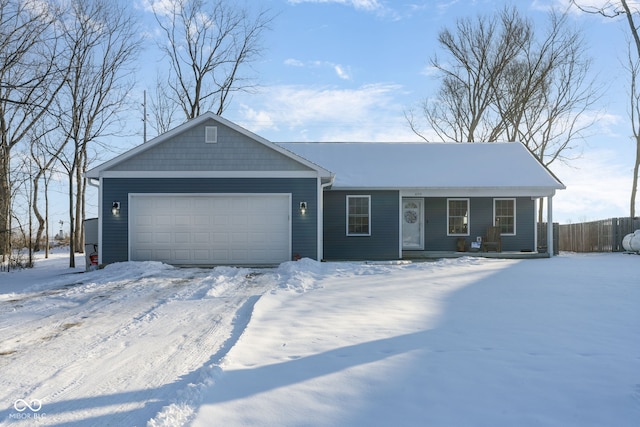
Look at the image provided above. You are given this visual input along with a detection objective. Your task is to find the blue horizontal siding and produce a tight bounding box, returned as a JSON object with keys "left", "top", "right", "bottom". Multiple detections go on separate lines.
{"left": 101, "top": 178, "right": 317, "bottom": 264}
{"left": 423, "top": 197, "right": 536, "bottom": 251}
{"left": 111, "top": 119, "right": 311, "bottom": 172}
{"left": 323, "top": 190, "right": 399, "bottom": 260}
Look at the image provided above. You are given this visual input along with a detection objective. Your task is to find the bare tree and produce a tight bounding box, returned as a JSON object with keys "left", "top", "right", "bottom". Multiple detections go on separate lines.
{"left": 410, "top": 6, "right": 597, "bottom": 162}
{"left": 409, "top": 6, "right": 599, "bottom": 220}
{"left": 149, "top": 73, "right": 179, "bottom": 136}
{"left": 412, "top": 7, "right": 531, "bottom": 143}
{"left": 150, "top": 0, "right": 272, "bottom": 121}
{"left": 51, "top": 0, "right": 141, "bottom": 267}
{"left": 29, "top": 121, "right": 64, "bottom": 255}
{"left": 0, "top": 0, "right": 66, "bottom": 261}
{"left": 573, "top": 0, "right": 640, "bottom": 218}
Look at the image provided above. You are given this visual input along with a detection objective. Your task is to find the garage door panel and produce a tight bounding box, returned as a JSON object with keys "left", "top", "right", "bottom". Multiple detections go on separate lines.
{"left": 193, "top": 199, "right": 210, "bottom": 210}
{"left": 231, "top": 250, "right": 248, "bottom": 261}
{"left": 175, "top": 232, "right": 190, "bottom": 244}
{"left": 156, "top": 232, "right": 171, "bottom": 244}
{"left": 155, "top": 249, "right": 171, "bottom": 260}
{"left": 134, "top": 249, "right": 152, "bottom": 259}
{"left": 212, "top": 232, "right": 229, "bottom": 244}
{"left": 135, "top": 232, "right": 153, "bottom": 244}
{"left": 212, "top": 249, "right": 229, "bottom": 261}
{"left": 175, "top": 215, "right": 191, "bottom": 226}
{"left": 155, "top": 215, "right": 172, "bottom": 226}
{"left": 173, "top": 249, "right": 191, "bottom": 262}
{"left": 213, "top": 216, "right": 229, "bottom": 226}
{"left": 130, "top": 194, "right": 290, "bottom": 265}
{"left": 193, "top": 233, "right": 210, "bottom": 244}
{"left": 194, "top": 215, "right": 210, "bottom": 226}
{"left": 193, "top": 249, "right": 211, "bottom": 261}
{"left": 232, "top": 215, "right": 248, "bottom": 226}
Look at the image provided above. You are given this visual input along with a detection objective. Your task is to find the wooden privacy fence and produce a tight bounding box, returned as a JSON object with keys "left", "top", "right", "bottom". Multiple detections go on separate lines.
{"left": 559, "top": 217, "right": 640, "bottom": 252}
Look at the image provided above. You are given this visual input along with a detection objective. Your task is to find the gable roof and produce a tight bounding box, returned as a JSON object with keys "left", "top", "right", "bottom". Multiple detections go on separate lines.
{"left": 278, "top": 141, "right": 565, "bottom": 196}
{"left": 86, "top": 112, "right": 332, "bottom": 179}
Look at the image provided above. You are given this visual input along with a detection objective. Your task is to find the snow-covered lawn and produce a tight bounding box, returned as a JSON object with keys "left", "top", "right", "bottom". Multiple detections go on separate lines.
{"left": 1, "top": 251, "right": 639, "bottom": 426}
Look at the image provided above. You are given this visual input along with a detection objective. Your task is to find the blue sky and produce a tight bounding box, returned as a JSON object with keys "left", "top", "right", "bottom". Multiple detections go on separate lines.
{"left": 73, "top": 0, "right": 639, "bottom": 230}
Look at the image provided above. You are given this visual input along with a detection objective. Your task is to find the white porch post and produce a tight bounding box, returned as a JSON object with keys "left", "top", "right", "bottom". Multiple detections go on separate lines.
{"left": 317, "top": 177, "right": 322, "bottom": 262}
{"left": 547, "top": 194, "right": 554, "bottom": 257}
{"left": 399, "top": 194, "right": 403, "bottom": 259}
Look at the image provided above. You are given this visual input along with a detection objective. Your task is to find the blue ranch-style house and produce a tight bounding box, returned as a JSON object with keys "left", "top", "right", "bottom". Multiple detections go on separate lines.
{"left": 85, "top": 112, "right": 565, "bottom": 266}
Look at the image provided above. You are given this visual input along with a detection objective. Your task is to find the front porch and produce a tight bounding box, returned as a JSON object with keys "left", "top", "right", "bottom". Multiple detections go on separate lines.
{"left": 402, "top": 250, "right": 550, "bottom": 260}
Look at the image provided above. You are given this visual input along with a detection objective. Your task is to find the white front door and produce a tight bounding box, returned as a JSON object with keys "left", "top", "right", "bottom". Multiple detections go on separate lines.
{"left": 402, "top": 198, "right": 424, "bottom": 250}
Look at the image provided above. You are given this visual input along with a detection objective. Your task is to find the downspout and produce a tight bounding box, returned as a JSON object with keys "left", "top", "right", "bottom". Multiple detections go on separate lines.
{"left": 88, "top": 177, "right": 102, "bottom": 264}
{"left": 533, "top": 197, "right": 538, "bottom": 253}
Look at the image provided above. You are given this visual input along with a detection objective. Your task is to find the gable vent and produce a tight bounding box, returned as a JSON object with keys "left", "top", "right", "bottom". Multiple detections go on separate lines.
{"left": 205, "top": 126, "right": 218, "bottom": 143}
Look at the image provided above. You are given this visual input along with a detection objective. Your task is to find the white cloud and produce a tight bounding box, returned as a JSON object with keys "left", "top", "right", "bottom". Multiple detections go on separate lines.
{"left": 434, "top": 0, "right": 461, "bottom": 14}
{"left": 552, "top": 148, "right": 635, "bottom": 223}
{"left": 233, "top": 83, "right": 421, "bottom": 142}
{"left": 286, "top": 0, "right": 401, "bottom": 19}
{"left": 287, "top": 0, "right": 384, "bottom": 12}
{"left": 420, "top": 64, "right": 439, "bottom": 77}
{"left": 284, "top": 58, "right": 305, "bottom": 67}
{"left": 542, "top": 0, "right": 640, "bottom": 16}
{"left": 241, "top": 107, "right": 276, "bottom": 131}
{"left": 333, "top": 64, "right": 351, "bottom": 80}
{"left": 138, "top": 0, "right": 175, "bottom": 16}
{"left": 284, "top": 58, "right": 352, "bottom": 80}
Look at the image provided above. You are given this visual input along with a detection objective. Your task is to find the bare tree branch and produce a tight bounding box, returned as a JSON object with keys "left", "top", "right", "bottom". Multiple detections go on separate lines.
{"left": 412, "top": 6, "right": 599, "bottom": 163}
{"left": 52, "top": 0, "right": 142, "bottom": 266}
{"left": 0, "top": 0, "right": 66, "bottom": 258}
{"left": 150, "top": 0, "right": 273, "bottom": 122}
{"left": 574, "top": 0, "right": 640, "bottom": 217}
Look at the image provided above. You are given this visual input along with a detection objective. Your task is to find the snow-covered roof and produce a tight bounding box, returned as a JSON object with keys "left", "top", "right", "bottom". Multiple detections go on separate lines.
{"left": 278, "top": 142, "right": 565, "bottom": 195}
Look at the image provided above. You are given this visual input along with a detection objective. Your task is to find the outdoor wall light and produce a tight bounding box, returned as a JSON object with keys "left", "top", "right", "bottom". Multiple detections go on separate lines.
{"left": 112, "top": 201, "right": 120, "bottom": 216}
{"left": 299, "top": 201, "right": 307, "bottom": 215}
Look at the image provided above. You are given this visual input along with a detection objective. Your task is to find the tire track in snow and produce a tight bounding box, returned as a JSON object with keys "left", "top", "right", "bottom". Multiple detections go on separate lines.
{"left": 148, "top": 294, "right": 262, "bottom": 427}
{"left": 0, "top": 267, "right": 275, "bottom": 427}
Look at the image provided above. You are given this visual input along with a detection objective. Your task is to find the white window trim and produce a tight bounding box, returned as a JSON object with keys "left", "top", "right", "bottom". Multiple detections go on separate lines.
{"left": 205, "top": 126, "right": 218, "bottom": 143}
{"left": 346, "top": 195, "right": 371, "bottom": 236}
{"left": 447, "top": 198, "right": 470, "bottom": 236}
{"left": 494, "top": 198, "right": 516, "bottom": 236}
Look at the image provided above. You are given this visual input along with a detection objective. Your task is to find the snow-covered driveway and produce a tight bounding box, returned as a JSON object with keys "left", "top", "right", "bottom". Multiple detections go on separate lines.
{"left": 0, "top": 261, "right": 273, "bottom": 426}
{"left": 1, "top": 252, "right": 639, "bottom": 426}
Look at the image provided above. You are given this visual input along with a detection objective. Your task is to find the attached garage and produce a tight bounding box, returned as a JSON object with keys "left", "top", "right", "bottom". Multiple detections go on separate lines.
{"left": 129, "top": 194, "right": 291, "bottom": 265}
{"left": 86, "top": 112, "right": 332, "bottom": 266}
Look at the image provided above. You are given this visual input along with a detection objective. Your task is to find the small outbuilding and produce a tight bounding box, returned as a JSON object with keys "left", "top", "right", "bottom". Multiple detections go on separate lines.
{"left": 86, "top": 112, "right": 564, "bottom": 265}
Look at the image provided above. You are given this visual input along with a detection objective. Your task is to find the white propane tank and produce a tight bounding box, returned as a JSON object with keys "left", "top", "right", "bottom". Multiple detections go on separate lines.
{"left": 622, "top": 232, "right": 634, "bottom": 252}
{"left": 630, "top": 230, "right": 640, "bottom": 252}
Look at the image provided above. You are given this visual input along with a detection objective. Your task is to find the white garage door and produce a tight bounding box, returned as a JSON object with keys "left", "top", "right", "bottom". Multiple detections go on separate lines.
{"left": 129, "top": 194, "right": 291, "bottom": 265}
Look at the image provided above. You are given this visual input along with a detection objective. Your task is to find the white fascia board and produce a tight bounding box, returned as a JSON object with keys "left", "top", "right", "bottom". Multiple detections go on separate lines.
{"left": 396, "top": 187, "right": 560, "bottom": 197}
{"left": 99, "top": 170, "right": 321, "bottom": 179}
{"left": 326, "top": 187, "right": 559, "bottom": 197}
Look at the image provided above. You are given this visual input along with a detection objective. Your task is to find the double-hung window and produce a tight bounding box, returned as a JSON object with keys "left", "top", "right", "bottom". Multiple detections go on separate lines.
{"left": 346, "top": 195, "right": 371, "bottom": 236}
{"left": 494, "top": 198, "right": 516, "bottom": 235}
{"left": 447, "top": 198, "right": 469, "bottom": 235}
